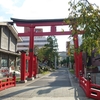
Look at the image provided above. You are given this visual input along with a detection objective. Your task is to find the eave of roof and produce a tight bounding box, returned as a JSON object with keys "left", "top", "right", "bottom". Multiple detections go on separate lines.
{"left": 0, "top": 22, "right": 22, "bottom": 42}
{"left": 0, "top": 49, "right": 21, "bottom": 56}
{"left": 11, "top": 18, "right": 65, "bottom": 23}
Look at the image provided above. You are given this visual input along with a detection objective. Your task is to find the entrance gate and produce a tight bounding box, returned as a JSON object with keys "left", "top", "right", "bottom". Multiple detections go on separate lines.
{"left": 11, "top": 18, "right": 83, "bottom": 82}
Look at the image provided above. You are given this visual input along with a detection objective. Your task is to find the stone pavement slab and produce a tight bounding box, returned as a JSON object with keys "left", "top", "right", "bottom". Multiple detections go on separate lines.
{"left": 0, "top": 67, "right": 94, "bottom": 100}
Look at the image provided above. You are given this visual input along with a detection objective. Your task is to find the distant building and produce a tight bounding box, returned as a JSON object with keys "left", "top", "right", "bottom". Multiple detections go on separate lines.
{"left": 58, "top": 51, "right": 66, "bottom": 61}
{"left": 17, "top": 28, "right": 48, "bottom": 51}
{"left": 0, "top": 22, "right": 22, "bottom": 73}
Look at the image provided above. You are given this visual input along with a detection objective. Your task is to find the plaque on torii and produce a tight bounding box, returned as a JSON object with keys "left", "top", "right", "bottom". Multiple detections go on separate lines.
{"left": 11, "top": 18, "right": 83, "bottom": 79}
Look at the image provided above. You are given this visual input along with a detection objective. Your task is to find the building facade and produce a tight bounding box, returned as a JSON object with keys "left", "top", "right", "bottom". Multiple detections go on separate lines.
{"left": 17, "top": 28, "right": 48, "bottom": 51}
{"left": 0, "top": 22, "right": 21, "bottom": 75}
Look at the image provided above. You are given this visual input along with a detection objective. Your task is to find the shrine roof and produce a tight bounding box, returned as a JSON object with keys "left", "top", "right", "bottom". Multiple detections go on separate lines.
{"left": 11, "top": 18, "right": 65, "bottom": 23}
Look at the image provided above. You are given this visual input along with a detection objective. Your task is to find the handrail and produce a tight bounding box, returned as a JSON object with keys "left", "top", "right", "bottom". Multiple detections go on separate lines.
{"left": 0, "top": 76, "right": 16, "bottom": 91}
{"left": 80, "top": 76, "right": 100, "bottom": 100}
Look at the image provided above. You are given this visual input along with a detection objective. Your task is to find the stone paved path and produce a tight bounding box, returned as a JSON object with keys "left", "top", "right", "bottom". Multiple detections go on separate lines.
{"left": 0, "top": 67, "right": 94, "bottom": 100}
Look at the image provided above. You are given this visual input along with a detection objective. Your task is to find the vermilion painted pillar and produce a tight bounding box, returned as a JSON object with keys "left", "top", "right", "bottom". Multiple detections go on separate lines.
{"left": 73, "top": 35, "right": 79, "bottom": 78}
{"left": 74, "top": 52, "right": 79, "bottom": 78}
{"left": 77, "top": 52, "right": 83, "bottom": 78}
{"left": 36, "top": 56, "right": 38, "bottom": 74}
{"left": 33, "top": 55, "right": 37, "bottom": 78}
{"left": 74, "top": 36, "right": 83, "bottom": 78}
{"left": 28, "top": 27, "right": 34, "bottom": 79}
{"left": 74, "top": 35, "right": 78, "bottom": 48}
{"left": 79, "top": 52, "right": 83, "bottom": 73}
{"left": 20, "top": 51, "right": 26, "bottom": 82}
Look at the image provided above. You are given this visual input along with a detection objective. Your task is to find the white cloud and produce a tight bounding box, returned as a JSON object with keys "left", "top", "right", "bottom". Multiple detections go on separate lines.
{"left": 0, "top": 0, "right": 14, "bottom": 8}
{"left": 0, "top": 0, "right": 15, "bottom": 13}
{"left": 0, "top": 16, "right": 4, "bottom": 21}
{"left": 12, "top": 0, "right": 69, "bottom": 19}
{"left": 0, "top": 0, "right": 22, "bottom": 16}
{"left": 0, "top": 16, "right": 10, "bottom": 21}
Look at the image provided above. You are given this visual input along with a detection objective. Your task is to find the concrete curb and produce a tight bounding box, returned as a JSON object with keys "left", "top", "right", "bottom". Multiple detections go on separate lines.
{"left": 67, "top": 69, "right": 74, "bottom": 87}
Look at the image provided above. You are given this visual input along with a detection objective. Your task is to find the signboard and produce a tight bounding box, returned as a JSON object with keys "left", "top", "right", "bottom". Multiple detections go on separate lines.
{"left": 24, "top": 27, "right": 43, "bottom": 33}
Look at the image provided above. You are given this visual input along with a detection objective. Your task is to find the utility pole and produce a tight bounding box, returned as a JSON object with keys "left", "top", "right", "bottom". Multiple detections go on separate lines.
{"left": 55, "top": 56, "right": 57, "bottom": 69}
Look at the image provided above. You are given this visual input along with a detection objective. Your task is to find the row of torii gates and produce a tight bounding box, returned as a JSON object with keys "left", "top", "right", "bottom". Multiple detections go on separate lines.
{"left": 11, "top": 18, "right": 83, "bottom": 82}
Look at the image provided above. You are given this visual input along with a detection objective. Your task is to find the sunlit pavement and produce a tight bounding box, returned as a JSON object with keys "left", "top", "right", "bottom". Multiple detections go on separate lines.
{"left": 0, "top": 67, "right": 94, "bottom": 100}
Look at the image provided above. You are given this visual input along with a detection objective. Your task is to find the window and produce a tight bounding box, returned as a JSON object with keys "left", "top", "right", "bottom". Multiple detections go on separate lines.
{"left": 1, "top": 59, "right": 7, "bottom": 67}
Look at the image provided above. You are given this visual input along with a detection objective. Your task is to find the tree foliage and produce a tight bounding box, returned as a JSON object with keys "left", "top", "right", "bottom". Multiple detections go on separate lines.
{"left": 37, "top": 36, "right": 58, "bottom": 66}
{"left": 44, "top": 36, "right": 58, "bottom": 66}
{"left": 37, "top": 47, "right": 46, "bottom": 62}
{"left": 66, "top": 0, "right": 100, "bottom": 56}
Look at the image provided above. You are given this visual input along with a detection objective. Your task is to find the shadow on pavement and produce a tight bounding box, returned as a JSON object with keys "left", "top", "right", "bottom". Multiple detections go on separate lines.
{"left": 0, "top": 86, "right": 42, "bottom": 99}
{"left": 36, "top": 69, "right": 71, "bottom": 95}
{"left": 0, "top": 68, "right": 71, "bottom": 99}
{"left": 0, "top": 67, "right": 93, "bottom": 100}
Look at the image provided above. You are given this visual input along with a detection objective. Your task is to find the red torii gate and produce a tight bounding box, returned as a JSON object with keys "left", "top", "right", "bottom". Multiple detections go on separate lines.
{"left": 11, "top": 18, "right": 83, "bottom": 82}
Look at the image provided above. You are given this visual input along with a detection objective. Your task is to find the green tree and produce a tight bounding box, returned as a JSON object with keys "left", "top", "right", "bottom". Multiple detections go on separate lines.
{"left": 37, "top": 47, "right": 46, "bottom": 62}
{"left": 34, "top": 45, "right": 39, "bottom": 55}
{"left": 66, "top": 0, "right": 100, "bottom": 56}
{"left": 37, "top": 36, "right": 59, "bottom": 67}
{"left": 44, "top": 36, "right": 58, "bottom": 67}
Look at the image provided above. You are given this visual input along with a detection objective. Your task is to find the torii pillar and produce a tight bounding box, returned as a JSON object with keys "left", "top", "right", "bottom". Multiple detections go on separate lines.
{"left": 73, "top": 35, "right": 83, "bottom": 78}
{"left": 73, "top": 35, "right": 79, "bottom": 78}
{"left": 15, "top": 23, "right": 35, "bottom": 80}
{"left": 28, "top": 27, "right": 34, "bottom": 80}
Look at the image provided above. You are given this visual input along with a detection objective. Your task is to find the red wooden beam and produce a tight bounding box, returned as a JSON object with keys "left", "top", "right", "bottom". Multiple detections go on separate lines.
{"left": 34, "top": 31, "right": 72, "bottom": 36}
{"left": 18, "top": 31, "right": 84, "bottom": 37}
{"left": 16, "top": 23, "right": 34, "bottom": 27}
{"left": 16, "top": 22, "right": 68, "bottom": 27}
{"left": 26, "top": 56, "right": 30, "bottom": 60}
{"left": 51, "top": 26, "right": 56, "bottom": 32}
{"left": 18, "top": 31, "right": 71, "bottom": 36}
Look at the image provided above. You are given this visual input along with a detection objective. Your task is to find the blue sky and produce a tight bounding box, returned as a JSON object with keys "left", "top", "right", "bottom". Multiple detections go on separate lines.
{"left": 0, "top": 0, "right": 25, "bottom": 21}
{"left": 0, "top": 0, "right": 99, "bottom": 51}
